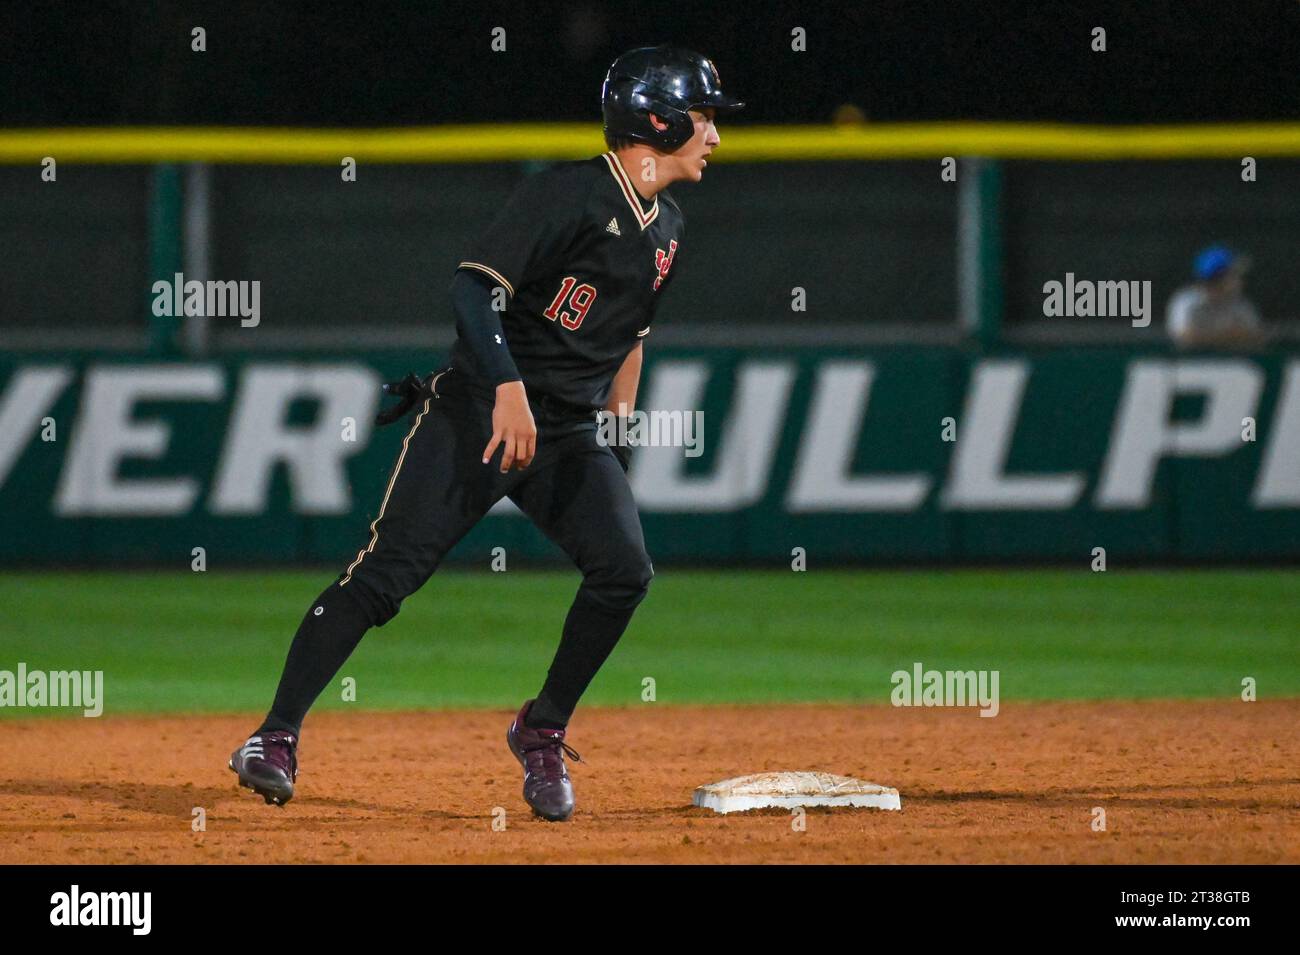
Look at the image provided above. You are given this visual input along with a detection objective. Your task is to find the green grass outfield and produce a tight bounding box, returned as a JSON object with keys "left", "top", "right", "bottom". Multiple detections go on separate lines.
{"left": 1, "top": 569, "right": 1297, "bottom": 715}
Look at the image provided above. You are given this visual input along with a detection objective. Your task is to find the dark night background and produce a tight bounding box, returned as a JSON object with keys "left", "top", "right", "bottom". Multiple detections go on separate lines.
{"left": 3, "top": 0, "right": 1299, "bottom": 126}
{"left": 4, "top": 1, "right": 1300, "bottom": 341}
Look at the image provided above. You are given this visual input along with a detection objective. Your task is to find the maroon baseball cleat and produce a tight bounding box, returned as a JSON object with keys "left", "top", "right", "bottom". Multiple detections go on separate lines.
{"left": 229, "top": 731, "right": 299, "bottom": 806}
{"left": 506, "top": 700, "right": 581, "bottom": 822}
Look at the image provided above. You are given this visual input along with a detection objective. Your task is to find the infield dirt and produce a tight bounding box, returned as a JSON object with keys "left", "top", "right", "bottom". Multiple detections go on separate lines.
{"left": 2, "top": 700, "right": 1296, "bottom": 864}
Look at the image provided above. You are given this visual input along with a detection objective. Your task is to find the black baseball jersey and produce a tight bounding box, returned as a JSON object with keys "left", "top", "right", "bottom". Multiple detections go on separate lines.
{"left": 452, "top": 152, "right": 684, "bottom": 410}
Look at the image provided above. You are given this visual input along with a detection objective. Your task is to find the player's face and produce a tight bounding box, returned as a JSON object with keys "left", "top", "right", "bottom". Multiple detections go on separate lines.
{"left": 674, "top": 107, "right": 721, "bottom": 183}
{"left": 1209, "top": 270, "right": 1243, "bottom": 298}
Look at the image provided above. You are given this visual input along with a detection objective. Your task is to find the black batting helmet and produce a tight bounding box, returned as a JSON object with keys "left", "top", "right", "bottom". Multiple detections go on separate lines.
{"left": 601, "top": 46, "right": 744, "bottom": 151}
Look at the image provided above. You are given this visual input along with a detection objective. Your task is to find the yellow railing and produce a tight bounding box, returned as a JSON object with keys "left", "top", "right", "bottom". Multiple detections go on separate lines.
{"left": 3, "top": 123, "right": 1299, "bottom": 163}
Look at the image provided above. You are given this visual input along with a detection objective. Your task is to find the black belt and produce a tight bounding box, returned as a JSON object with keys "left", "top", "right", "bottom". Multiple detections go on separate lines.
{"left": 375, "top": 367, "right": 597, "bottom": 428}
{"left": 531, "top": 391, "right": 599, "bottom": 423}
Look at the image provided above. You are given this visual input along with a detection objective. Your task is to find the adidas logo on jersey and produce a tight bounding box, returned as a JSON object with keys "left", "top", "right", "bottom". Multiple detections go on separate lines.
{"left": 605, "top": 217, "right": 622, "bottom": 236}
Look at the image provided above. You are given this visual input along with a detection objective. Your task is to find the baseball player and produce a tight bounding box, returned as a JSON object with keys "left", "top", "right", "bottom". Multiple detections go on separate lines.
{"left": 229, "top": 46, "right": 743, "bottom": 821}
{"left": 1166, "top": 245, "right": 1266, "bottom": 350}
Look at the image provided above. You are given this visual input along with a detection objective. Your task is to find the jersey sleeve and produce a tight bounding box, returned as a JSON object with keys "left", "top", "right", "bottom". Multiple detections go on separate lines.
{"left": 458, "top": 166, "right": 591, "bottom": 299}
{"left": 1165, "top": 287, "right": 1202, "bottom": 342}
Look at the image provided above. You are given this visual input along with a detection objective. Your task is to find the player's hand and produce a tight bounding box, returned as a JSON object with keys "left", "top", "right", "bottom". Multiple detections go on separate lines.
{"left": 483, "top": 381, "right": 537, "bottom": 472}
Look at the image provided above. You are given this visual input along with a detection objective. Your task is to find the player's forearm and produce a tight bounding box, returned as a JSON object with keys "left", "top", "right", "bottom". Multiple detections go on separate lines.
{"left": 1176, "top": 326, "right": 1263, "bottom": 350}
{"left": 450, "top": 269, "right": 522, "bottom": 386}
{"left": 604, "top": 342, "right": 643, "bottom": 415}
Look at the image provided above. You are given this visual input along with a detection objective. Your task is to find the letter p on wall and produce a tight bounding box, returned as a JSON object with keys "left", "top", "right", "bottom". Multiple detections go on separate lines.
{"left": 1097, "top": 360, "right": 1264, "bottom": 508}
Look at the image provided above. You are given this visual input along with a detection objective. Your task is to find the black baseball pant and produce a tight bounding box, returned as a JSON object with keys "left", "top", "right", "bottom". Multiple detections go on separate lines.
{"left": 259, "top": 366, "right": 653, "bottom": 735}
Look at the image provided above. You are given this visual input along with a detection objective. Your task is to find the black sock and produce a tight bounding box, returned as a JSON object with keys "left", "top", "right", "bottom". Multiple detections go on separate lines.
{"left": 526, "top": 591, "right": 635, "bottom": 729}
{"left": 257, "top": 582, "right": 373, "bottom": 737}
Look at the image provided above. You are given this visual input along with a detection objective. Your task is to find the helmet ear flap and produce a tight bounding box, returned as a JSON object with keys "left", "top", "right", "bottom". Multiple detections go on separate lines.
{"left": 640, "top": 100, "right": 694, "bottom": 151}
{"left": 606, "top": 87, "right": 693, "bottom": 151}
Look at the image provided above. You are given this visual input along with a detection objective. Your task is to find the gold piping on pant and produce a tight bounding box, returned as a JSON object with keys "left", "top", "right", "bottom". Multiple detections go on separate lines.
{"left": 340, "top": 396, "right": 433, "bottom": 586}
